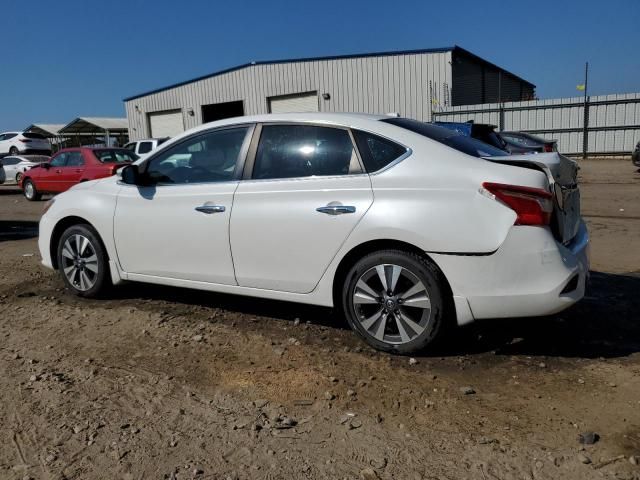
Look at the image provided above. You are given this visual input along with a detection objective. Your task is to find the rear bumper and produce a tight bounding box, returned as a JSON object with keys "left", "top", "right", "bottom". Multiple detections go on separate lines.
{"left": 430, "top": 221, "right": 590, "bottom": 324}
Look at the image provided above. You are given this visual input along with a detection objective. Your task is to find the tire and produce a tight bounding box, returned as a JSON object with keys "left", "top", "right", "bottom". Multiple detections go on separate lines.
{"left": 23, "top": 179, "right": 41, "bottom": 201}
{"left": 56, "top": 224, "right": 110, "bottom": 298}
{"left": 9, "top": 147, "right": 18, "bottom": 155}
{"left": 342, "top": 250, "right": 447, "bottom": 354}
{"left": 15, "top": 172, "right": 22, "bottom": 184}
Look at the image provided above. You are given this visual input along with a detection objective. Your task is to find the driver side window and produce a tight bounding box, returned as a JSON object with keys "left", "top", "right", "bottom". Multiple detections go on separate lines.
{"left": 145, "top": 127, "right": 250, "bottom": 184}
{"left": 50, "top": 153, "right": 68, "bottom": 167}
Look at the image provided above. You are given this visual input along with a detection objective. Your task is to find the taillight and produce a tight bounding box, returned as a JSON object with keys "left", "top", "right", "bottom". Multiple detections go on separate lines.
{"left": 482, "top": 182, "right": 553, "bottom": 226}
{"left": 19, "top": 138, "right": 32, "bottom": 143}
{"left": 543, "top": 143, "right": 554, "bottom": 152}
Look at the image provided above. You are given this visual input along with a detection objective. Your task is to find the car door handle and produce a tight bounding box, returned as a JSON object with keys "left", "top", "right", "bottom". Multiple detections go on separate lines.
{"left": 75, "top": 169, "right": 83, "bottom": 173}
{"left": 55, "top": 169, "right": 62, "bottom": 173}
{"left": 316, "top": 205, "right": 356, "bottom": 215}
{"left": 195, "top": 205, "right": 226, "bottom": 214}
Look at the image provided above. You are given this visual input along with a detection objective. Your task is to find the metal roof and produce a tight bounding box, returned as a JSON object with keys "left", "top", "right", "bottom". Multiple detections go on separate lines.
{"left": 24, "top": 124, "right": 66, "bottom": 137}
{"left": 59, "top": 117, "right": 129, "bottom": 134}
{"left": 123, "top": 45, "right": 534, "bottom": 102}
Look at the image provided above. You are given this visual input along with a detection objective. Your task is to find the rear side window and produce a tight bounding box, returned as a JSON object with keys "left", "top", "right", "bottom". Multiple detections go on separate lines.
{"left": 2, "top": 157, "right": 20, "bottom": 165}
{"left": 352, "top": 130, "right": 407, "bottom": 172}
{"left": 253, "top": 125, "right": 360, "bottom": 180}
{"left": 382, "top": 118, "right": 508, "bottom": 158}
{"left": 2, "top": 133, "right": 18, "bottom": 140}
{"left": 22, "top": 132, "right": 46, "bottom": 140}
{"left": 138, "top": 141, "right": 153, "bottom": 154}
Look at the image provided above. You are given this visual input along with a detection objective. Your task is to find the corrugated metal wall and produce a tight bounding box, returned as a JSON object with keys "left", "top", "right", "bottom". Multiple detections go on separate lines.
{"left": 125, "top": 52, "right": 453, "bottom": 140}
{"left": 433, "top": 93, "right": 640, "bottom": 155}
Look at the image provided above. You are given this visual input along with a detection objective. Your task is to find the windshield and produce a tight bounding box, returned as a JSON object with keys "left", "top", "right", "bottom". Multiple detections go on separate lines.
{"left": 93, "top": 149, "right": 138, "bottom": 163}
{"left": 381, "top": 118, "right": 509, "bottom": 158}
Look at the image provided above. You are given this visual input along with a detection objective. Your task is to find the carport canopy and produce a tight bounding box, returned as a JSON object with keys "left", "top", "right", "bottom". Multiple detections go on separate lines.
{"left": 58, "top": 117, "right": 129, "bottom": 147}
{"left": 24, "top": 123, "right": 66, "bottom": 138}
{"left": 59, "top": 117, "right": 128, "bottom": 136}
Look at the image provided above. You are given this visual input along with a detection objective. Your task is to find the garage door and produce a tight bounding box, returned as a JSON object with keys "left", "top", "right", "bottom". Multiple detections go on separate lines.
{"left": 268, "top": 92, "right": 318, "bottom": 113}
{"left": 148, "top": 110, "right": 184, "bottom": 138}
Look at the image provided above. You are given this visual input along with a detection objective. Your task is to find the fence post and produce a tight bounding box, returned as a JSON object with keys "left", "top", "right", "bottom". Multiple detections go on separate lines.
{"left": 582, "top": 96, "right": 590, "bottom": 159}
{"left": 582, "top": 62, "right": 589, "bottom": 159}
{"left": 499, "top": 103, "right": 505, "bottom": 131}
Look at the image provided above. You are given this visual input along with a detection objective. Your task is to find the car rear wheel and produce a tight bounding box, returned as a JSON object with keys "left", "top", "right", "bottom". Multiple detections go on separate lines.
{"left": 9, "top": 147, "right": 18, "bottom": 155}
{"left": 342, "top": 250, "right": 446, "bottom": 354}
{"left": 23, "top": 179, "right": 41, "bottom": 201}
{"left": 57, "top": 224, "right": 110, "bottom": 298}
{"left": 15, "top": 172, "right": 22, "bottom": 183}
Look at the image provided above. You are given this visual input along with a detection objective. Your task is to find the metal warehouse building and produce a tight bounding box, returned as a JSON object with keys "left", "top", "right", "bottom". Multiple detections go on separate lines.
{"left": 124, "top": 45, "right": 535, "bottom": 140}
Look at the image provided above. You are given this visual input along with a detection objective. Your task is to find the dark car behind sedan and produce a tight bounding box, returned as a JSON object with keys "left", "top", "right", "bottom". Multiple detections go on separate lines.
{"left": 633, "top": 141, "right": 640, "bottom": 168}
{"left": 500, "top": 131, "right": 557, "bottom": 154}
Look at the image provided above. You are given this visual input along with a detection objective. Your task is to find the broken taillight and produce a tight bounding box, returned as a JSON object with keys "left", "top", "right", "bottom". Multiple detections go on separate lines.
{"left": 482, "top": 182, "right": 553, "bottom": 226}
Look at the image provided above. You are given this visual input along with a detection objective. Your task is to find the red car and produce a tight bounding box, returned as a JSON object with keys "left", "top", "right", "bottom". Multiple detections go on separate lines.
{"left": 20, "top": 147, "right": 138, "bottom": 201}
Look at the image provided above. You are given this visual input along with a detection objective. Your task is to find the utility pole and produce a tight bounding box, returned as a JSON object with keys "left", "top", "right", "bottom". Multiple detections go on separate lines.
{"left": 582, "top": 62, "right": 589, "bottom": 159}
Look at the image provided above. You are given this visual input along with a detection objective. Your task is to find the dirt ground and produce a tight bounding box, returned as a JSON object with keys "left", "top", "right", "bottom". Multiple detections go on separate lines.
{"left": 0, "top": 158, "right": 639, "bottom": 480}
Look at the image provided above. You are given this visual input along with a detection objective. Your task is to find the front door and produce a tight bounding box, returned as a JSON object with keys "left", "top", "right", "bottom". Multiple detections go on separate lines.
{"left": 56, "top": 150, "right": 85, "bottom": 191}
{"left": 38, "top": 151, "right": 68, "bottom": 192}
{"left": 114, "top": 125, "right": 253, "bottom": 284}
{"left": 230, "top": 124, "right": 373, "bottom": 294}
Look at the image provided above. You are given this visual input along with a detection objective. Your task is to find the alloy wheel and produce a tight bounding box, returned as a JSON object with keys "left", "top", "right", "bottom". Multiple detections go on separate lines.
{"left": 60, "top": 234, "right": 99, "bottom": 291}
{"left": 352, "top": 264, "right": 432, "bottom": 345}
{"left": 24, "top": 181, "right": 34, "bottom": 199}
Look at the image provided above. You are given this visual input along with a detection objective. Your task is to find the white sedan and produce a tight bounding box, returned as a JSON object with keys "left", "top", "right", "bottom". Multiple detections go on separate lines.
{"left": 0, "top": 155, "right": 50, "bottom": 184}
{"left": 38, "top": 113, "right": 589, "bottom": 353}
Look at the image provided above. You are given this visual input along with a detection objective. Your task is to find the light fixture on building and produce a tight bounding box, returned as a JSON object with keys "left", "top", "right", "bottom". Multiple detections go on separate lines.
{"left": 134, "top": 105, "right": 140, "bottom": 113}
{"left": 322, "top": 93, "right": 331, "bottom": 100}
{"left": 187, "top": 108, "right": 195, "bottom": 116}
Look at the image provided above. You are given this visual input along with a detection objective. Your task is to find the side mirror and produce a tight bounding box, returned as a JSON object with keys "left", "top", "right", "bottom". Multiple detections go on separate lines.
{"left": 120, "top": 164, "right": 140, "bottom": 185}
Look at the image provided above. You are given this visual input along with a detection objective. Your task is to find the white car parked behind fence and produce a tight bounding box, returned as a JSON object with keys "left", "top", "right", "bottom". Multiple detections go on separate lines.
{"left": 38, "top": 113, "right": 589, "bottom": 353}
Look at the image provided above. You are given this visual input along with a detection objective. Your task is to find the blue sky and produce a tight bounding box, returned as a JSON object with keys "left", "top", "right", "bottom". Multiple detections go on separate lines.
{"left": 1, "top": 0, "right": 638, "bottom": 132}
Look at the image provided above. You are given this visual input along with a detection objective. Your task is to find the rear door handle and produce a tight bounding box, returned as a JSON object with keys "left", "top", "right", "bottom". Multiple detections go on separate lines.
{"left": 195, "top": 205, "right": 226, "bottom": 214}
{"left": 316, "top": 205, "right": 356, "bottom": 215}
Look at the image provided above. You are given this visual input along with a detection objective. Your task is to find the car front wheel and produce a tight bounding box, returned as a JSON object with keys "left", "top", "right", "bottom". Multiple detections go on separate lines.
{"left": 342, "top": 250, "right": 447, "bottom": 354}
{"left": 23, "top": 179, "right": 41, "bottom": 201}
{"left": 57, "top": 224, "right": 110, "bottom": 297}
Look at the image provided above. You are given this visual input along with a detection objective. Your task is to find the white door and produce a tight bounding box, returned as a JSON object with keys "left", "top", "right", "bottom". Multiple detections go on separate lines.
{"left": 230, "top": 124, "right": 373, "bottom": 293}
{"left": 268, "top": 92, "right": 319, "bottom": 113}
{"left": 114, "top": 126, "right": 253, "bottom": 284}
{"left": 148, "top": 110, "right": 184, "bottom": 138}
{"left": 1, "top": 157, "right": 20, "bottom": 183}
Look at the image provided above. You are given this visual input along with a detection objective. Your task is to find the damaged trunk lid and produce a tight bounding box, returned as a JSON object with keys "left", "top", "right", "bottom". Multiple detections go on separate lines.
{"left": 483, "top": 152, "right": 581, "bottom": 245}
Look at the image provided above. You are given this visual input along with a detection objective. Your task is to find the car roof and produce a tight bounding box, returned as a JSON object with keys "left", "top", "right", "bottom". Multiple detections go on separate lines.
{"left": 0, "top": 131, "right": 21, "bottom": 135}
{"left": 185, "top": 112, "right": 388, "bottom": 135}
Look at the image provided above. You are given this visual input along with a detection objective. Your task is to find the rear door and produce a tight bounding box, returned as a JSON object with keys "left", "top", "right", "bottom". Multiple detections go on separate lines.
{"left": 230, "top": 123, "right": 373, "bottom": 293}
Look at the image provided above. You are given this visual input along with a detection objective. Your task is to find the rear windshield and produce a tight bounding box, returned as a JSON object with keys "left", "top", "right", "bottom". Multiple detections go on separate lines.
{"left": 22, "top": 132, "right": 47, "bottom": 140}
{"left": 382, "top": 118, "right": 508, "bottom": 158}
{"left": 93, "top": 149, "right": 138, "bottom": 163}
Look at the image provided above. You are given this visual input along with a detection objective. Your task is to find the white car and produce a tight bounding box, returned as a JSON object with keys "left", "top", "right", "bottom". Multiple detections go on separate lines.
{"left": 124, "top": 138, "right": 169, "bottom": 158}
{"left": 0, "top": 155, "right": 50, "bottom": 185}
{"left": 38, "top": 113, "right": 589, "bottom": 353}
{"left": 0, "top": 132, "right": 51, "bottom": 157}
